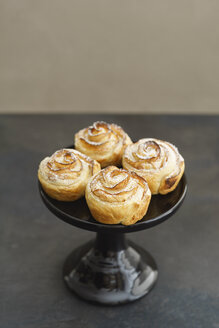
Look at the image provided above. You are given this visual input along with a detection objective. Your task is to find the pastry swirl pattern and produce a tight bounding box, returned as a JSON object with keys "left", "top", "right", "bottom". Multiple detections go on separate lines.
{"left": 122, "top": 138, "right": 185, "bottom": 195}
{"left": 85, "top": 166, "right": 151, "bottom": 225}
{"left": 75, "top": 121, "right": 132, "bottom": 167}
{"left": 38, "top": 149, "right": 101, "bottom": 201}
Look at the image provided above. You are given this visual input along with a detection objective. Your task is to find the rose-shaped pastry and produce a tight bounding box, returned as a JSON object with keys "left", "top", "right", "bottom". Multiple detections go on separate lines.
{"left": 122, "top": 138, "right": 185, "bottom": 195}
{"left": 85, "top": 166, "right": 151, "bottom": 225}
{"left": 38, "top": 149, "right": 101, "bottom": 201}
{"left": 75, "top": 121, "right": 132, "bottom": 167}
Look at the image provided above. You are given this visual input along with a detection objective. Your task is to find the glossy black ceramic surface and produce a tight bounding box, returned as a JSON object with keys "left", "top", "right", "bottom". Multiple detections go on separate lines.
{"left": 39, "top": 174, "right": 187, "bottom": 233}
{"left": 63, "top": 233, "right": 158, "bottom": 305}
{"left": 39, "top": 175, "right": 186, "bottom": 304}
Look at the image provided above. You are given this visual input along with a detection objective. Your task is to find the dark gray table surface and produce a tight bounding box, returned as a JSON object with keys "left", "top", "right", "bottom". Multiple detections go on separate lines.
{"left": 1, "top": 114, "right": 219, "bottom": 328}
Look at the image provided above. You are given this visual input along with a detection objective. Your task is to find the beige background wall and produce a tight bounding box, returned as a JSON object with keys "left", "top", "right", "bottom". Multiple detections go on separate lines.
{"left": 0, "top": 0, "right": 219, "bottom": 114}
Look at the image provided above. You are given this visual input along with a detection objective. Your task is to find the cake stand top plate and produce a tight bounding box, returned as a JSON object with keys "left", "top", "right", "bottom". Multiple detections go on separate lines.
{"left": 39, "top": 174, "right": 187, "bottom": 233}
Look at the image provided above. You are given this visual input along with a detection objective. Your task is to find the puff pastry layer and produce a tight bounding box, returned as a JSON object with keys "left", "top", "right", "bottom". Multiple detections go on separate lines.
{"left": 38, "top": 148, "right": 101, "bottom": 201}
{"left": 122, "top": 138, "right": 185, "bottom": 195}
{"left": 85, "top": 166, "right": 151, "bottom": 225}
{"left": 75, "top": 121, "right": 132, "bottom": 167}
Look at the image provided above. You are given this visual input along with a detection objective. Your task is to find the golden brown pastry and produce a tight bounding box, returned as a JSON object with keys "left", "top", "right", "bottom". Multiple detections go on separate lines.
{"left": 85, "top": 166, "right": 151, "bottom": 225}
{"left": 38, "top": 148, "right": 101, "bottom": 201}
{"left": 75, "top": 121, "right": 132, "bottom": 167}
{"left": 122, "top": 138, "right": 185, "bottom": 195}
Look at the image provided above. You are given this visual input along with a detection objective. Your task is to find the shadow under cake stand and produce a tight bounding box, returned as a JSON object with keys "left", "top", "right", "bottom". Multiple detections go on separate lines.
{"left": 39, "top": 175, "right": 187, "bottom": 305}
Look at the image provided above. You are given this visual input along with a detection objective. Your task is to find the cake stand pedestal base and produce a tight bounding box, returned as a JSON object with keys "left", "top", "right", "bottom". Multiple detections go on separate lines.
{"left": 63, "top": 231, "right": 158, "bottom": 305}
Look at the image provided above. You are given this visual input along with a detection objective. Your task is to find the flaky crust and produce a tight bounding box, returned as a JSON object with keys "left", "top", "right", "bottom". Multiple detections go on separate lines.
{"left": 74, "top": 121, "right": 132, "bottom": 167}
{"left": 38, "top": 148, "right": 101, "bottom": 201}
{"left": 122, "top": 138, "right": 185, "bottom": 195}
{"left": 85, "top": 166, "right": 151, "bottom": 225}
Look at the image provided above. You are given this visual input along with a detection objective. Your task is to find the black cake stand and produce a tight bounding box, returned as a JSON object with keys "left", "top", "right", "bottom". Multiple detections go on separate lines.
{"left": 39, "top": 175, "right": 187, "bottom": 305}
